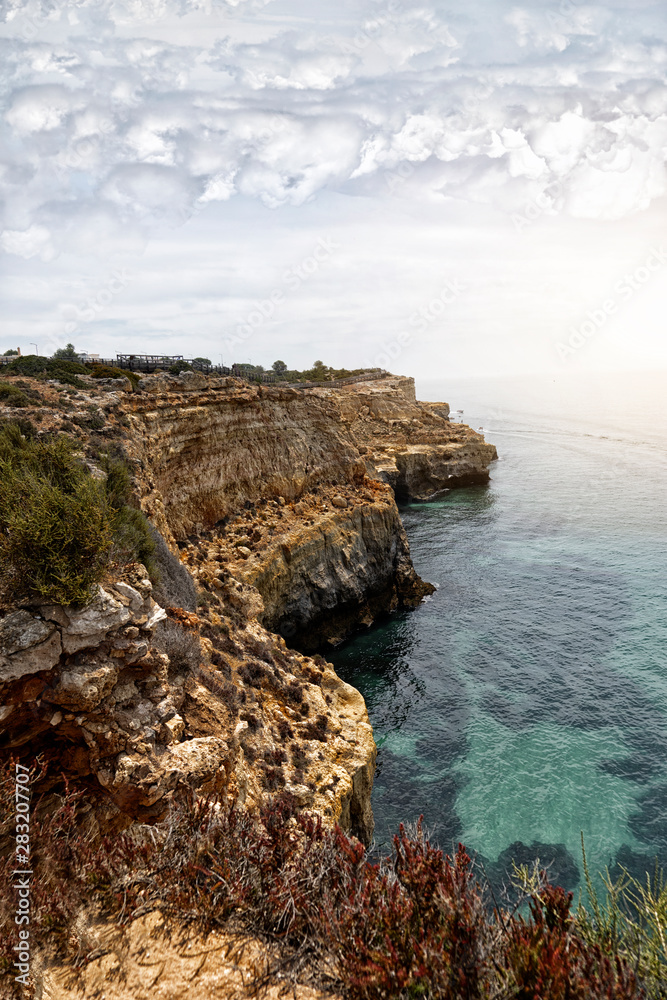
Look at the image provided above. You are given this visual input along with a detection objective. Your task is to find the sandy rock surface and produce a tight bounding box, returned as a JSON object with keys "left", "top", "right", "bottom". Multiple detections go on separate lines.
{"left": 43, "top": 912, "right": 338, "bottom": 1000}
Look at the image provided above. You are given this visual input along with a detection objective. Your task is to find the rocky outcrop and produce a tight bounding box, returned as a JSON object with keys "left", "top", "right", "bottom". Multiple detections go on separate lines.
{"left": 312, "top": 375, "right": 497, "bottom": 500}
{"left": 121, "top": 374, "right": 434, "bottom": 648}
{"left": 0, "top": 563, "right": 376, "bottom": 842}
{"left": 122, "top": 374, "right": 366, "bottom": 538}
{"left": 1, "top": 568, "right": 179, "bottom": 818}
{"left": 206, "top": 480, "right": 432, "bottom": 649}
{"left": 0, "top": 368, "right": 496, "bottom": 850}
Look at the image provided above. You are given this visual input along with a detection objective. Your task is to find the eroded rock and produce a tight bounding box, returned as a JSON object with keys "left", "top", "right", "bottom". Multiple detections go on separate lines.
{"left": 59, "top": 587, "right": 132, "bottom": 654}
{"left": 54, "top": 660, "right": 119, "bottom": 711}
{"left": 0, "top": 611, "right": 62, "bottom": 682}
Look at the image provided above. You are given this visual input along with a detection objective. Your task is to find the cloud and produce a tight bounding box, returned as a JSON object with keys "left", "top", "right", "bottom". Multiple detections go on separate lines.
{"left": 1, "top": 224, "right": 53, "bottom": 259}
{"left": 5, "top": 84, "right": 81, "bottom": 134}
{"left": 1, "top": 0, "right": 667, "bottom": 261}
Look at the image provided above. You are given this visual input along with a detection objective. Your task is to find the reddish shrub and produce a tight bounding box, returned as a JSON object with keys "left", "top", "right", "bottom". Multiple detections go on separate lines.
{"left": 0, "top": 757, "right": 645, "bottom": 1000}
{"left": 302, "top": 714, "right": 328, "bottom": 742}
{"left": 503, "top": 883, "right": 642, "bottom": 1000}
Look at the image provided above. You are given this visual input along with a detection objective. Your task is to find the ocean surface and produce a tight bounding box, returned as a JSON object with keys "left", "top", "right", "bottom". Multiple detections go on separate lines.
{"left": 329, "top": 370, "right": 667, "bottom": 895}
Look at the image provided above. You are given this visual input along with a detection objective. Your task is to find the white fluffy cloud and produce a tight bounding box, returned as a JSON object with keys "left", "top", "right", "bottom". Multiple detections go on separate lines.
{"left": 2, "top": 0, "right": 667, "bottom": 378}
{"left": 1, "top": 0, "right": 667, "bottom": 260}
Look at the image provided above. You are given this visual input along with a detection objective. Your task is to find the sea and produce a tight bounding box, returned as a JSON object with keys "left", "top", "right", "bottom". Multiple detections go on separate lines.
{"left": 328, "top": 370, "right": 667, "bottom": 896}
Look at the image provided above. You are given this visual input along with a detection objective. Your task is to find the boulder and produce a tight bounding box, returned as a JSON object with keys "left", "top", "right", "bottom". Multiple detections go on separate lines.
{"left": 166, "top": 736, "right": 232, "bottom": 792}
{"left": 112, "top": 582, "right": 144, "bottom": 612}
{"left": 60, "top": 587, "right": 132, "bottom": 654}
{"left": 0, "top": 611, "right": 62, "bottom": 683}
{"left": 1, "top": 610, "right": 53, "bottom": 655}
{"left": 143, "top": 603, "right": 167, "bottom": 630}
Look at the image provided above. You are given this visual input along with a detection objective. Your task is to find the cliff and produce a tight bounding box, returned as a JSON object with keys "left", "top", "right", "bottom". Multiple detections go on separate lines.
{"left": 121, "top": 373, "right": 435, "bottom": 648}
{"left": 0, "top": 565, "right": 376, "bottom": 841}
{"left": 312, "top": 374, "right": 497, "bottom": 500}
{"left": 0, "top": 366, "right": 498, "bottom": 994}
{"left": 0, "top": 369, "right": 495, "bottom": 853}
{"left": 121, "top": 374, "right": 367, "bottom": 538}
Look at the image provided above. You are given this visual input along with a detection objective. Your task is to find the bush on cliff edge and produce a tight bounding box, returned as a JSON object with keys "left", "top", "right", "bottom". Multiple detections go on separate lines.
{"left": 0, "top": 423, "right": 155, "bottom": 605}
{"left": 0, "top": 758, "right": 646, "bottom": 1000}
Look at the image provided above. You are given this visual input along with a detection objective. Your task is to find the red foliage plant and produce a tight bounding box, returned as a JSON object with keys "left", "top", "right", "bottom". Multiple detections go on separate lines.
{"left": 0, "top": 755, "right": 645, "bottom": 1000}
{"left": 503, "top": 884, "right": 642, "bottom": 1000}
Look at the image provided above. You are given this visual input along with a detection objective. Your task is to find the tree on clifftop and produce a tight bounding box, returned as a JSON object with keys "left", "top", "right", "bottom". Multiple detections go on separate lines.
{"left": 309, "top": 360, "right": 330, "bottom": 380}
{"left": 52, "top": 342, "right": 79, "bottom": 360}
{"left": 272, "top": 360, "right": 287, "bottom": 373}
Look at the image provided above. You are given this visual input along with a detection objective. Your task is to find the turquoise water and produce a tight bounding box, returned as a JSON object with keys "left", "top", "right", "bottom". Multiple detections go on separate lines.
{"left": 329, "top": 371, "right": 667, "bottom": 893}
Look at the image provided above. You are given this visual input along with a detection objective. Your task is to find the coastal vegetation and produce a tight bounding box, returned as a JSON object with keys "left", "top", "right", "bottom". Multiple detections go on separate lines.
{"left": 1, "top": 355, "right": 90, "bottom": 389}
{"left": 268, "top": 359, "right": 379, "bottom": 381}
{"left": 0, "top": 381, "right": 40, "bottom": 408}
{"left": 0, "top": 420, "right": 154, "bottom": 605}
{"left": 0, "top": 346, "right": 377, "bottom": 384}
{"left": 90, "top": 364, "right": 141, "bottom": 389}
{"left": 1, "top": 756, "right": 663, "bottom": 999}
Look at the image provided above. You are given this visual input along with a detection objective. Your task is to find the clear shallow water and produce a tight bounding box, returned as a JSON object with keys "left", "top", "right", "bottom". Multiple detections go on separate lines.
{"left": 329, "top": 371, "right": 667, "bottom": 893}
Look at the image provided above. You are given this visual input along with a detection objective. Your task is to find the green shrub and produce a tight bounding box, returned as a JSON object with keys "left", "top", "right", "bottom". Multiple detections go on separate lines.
{"left": 0, "top": 380, "right": 43, "bottom": 408}
{"left": 169, "top": 361, "right": 193, "bottom": 374}
{"left": 4, "top": 356, "right": 87, "bottom": 377}
{"left": 0, "top": 382, "right": 30, "bottom": 407}
{"left": 576, "top": 833, "right": 667, "bottom": 996}
{"left": 0, "top": 425, "right": 157, "bottom": 605}
{"left": 72, "top": 407, "right": 106, "bottom": 431}
{"left": 0, "top": 415, "right": 37, "bottom": 439}
{"left": 3, "top": 355, "right": 88, "bottom": 389}
{"left": 0, "top": 427, "right": 113, "bottom": 604}
{"left": 55, "top": 372, "right": 88, "bottom": 389}
{"left": 100, "top": 453, "right": 157, "bottom": 578}
{"left": 91, "top": 364, "right": 141, "bottom": 389}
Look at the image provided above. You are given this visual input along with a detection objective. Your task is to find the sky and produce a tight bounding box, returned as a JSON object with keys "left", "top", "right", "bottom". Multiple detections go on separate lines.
{"left": 2, "top": 0, "right": 667, "bottom": 378}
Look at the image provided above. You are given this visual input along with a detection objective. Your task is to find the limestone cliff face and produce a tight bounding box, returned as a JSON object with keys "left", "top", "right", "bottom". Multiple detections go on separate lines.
{"left": 312, "top": 375, "right": 497, "bottom": 500}
{"left": 0, "top": 566, "right": 376, "bottom": 843}
{"left": 122, "top": 374, "right": 365, "bottom": 537}
{"left": 122, "top": 373, "right": 432, "bottom": 647}
{"left": 0, "top": 368, "right": 495, "bottom": 849}
{"left": 0, "top": 373, "right": 379, "bottom": 843}
{"left": 190, "top": 480, "right": 431, "bottom": 651}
